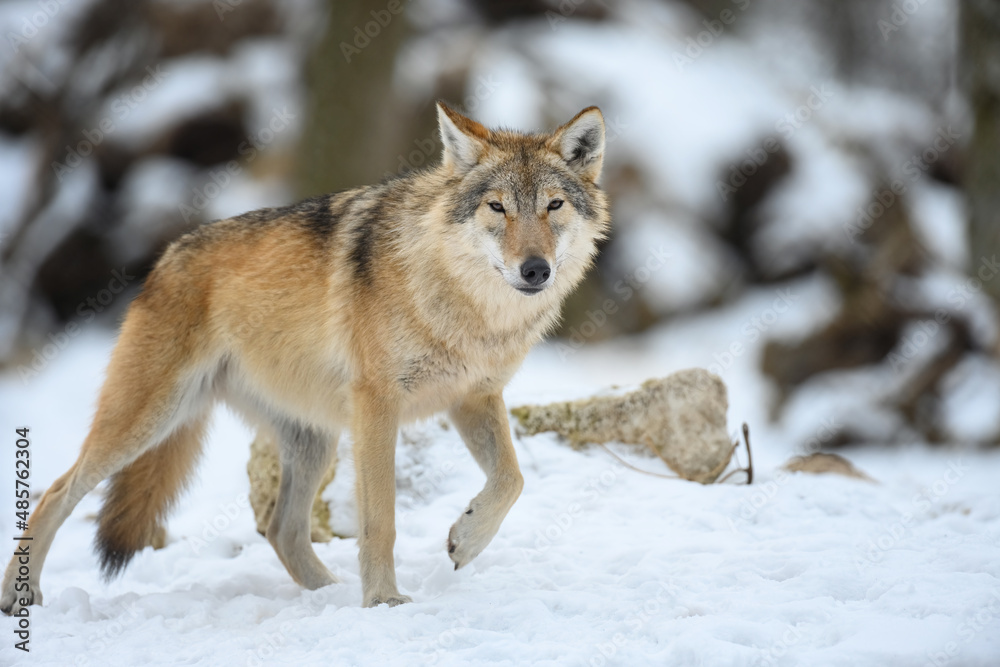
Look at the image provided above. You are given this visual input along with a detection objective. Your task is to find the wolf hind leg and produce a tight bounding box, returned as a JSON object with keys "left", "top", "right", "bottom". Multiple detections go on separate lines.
{"left": 446, "top": 392, "right": 524, "bottom": 570}
{"left": 0, "top": 440, "right": 127, "bottom": 615}
{"left": 266, "top": 419, "right": 339, "bottom": 590}
{"left": 0, "top": 367, "right": 210, "bottom": 614}
{"left": 0, "top": 280, "right": 220, "bottom": 615}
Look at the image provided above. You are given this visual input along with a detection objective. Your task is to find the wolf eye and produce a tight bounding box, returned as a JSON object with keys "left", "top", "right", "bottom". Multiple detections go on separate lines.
{"left": 488, "top": 202, "right": 505, "bottom": 213}
{"left": 548, "top": 199, "right": 563, "bottom": 211}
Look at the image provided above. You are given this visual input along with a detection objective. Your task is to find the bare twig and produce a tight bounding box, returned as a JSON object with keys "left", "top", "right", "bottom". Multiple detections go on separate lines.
{"left": 717, "top": 423, "right": 753, "bottom": 485}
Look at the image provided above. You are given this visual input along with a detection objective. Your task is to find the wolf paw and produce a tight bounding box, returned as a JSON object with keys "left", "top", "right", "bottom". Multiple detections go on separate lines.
{"left": 447, "top": 508, "right": 500, "bottom": 570}
{"left": 0, "top": 579, "right": 40, "bottom": 616}
{"left": 364, "top": 593, "right": 412, "bottom": 608}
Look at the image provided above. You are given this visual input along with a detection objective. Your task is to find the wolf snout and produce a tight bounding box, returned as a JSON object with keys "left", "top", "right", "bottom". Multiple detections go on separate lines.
{"left": 519, "top": 257, "right": 551, "bottom": 290}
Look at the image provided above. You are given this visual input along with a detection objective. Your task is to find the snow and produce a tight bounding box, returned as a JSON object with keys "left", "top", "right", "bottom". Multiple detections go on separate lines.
{"left": 1, "top": 0, "right": 996, "bottom": 664}
{"left": 229, "top": 39, "right": 306, "bottom": 150}
{"left": 608, "top": 213, "right": 732, "bottom": 313}
{"left": 394, "top": 0, "right": 968, "bottom": 328}
{"left": 100, "top": 43, "right": 303, "bottom": 155}
{"left": 0, "top": 160, "right": 99, "bottom": 360}
{"left": 0, "top": 133, "right": 38, "bottom": 237}
{"left": 99, "top": 56, "right": 237, "bottom": 149}
{"left": 908, "top": 183, "right": 968, "bottom": 270}
{"left": 2, "top": 295, "right": 999, "bottom": 666}
{"left": 754, "top": 127, "right": 870, "bottom": 266}
{"left": 525, "top": 23, "right": 787, "bottom": 215}
{"left": 939, "top": 356, "right": 1000, "bottom": 443}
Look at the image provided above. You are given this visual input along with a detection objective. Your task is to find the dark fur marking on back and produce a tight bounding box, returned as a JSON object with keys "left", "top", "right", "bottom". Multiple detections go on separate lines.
{"left": 302, "top": 189, "right": 367, "bottom": 242}
{"left": 350, "top": 192, "right": 388, "bottom": 281}
{"left": 174, "top": 191, "right": 354, "bottom": 254}
{"left": 231, "top": 208, "right": 285, "bottom": 226}
{"left": 290, "top": 193, "right": 338, "bottom": 237}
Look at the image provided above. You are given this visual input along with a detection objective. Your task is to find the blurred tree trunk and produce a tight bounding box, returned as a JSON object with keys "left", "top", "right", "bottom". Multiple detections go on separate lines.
{"left": 298, "top": 0, "right": 417, "bottom": 196}
{"left": 962, "top": 0, "right": 1000, "bottom": 307}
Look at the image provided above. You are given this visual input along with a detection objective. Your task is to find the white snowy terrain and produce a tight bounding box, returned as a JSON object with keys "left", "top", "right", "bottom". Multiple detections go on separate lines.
{"left": 1, "top": 290, "right": 999, "bottom": 666}
{"left": 2, "top": 0, "right": 998, "bottom": 665}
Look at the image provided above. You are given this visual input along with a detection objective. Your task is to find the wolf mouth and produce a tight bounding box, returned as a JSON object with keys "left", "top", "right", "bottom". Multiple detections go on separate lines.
{"left": 516, "top": 287, "right": 543, "bottom": 295}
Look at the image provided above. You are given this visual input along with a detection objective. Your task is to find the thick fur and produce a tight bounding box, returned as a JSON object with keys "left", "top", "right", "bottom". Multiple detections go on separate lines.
{"left": 0, "top": 103, "right": 610, "bottom": 611}
{"left": 96, "top": 417, "right": 207, "bottom": 577}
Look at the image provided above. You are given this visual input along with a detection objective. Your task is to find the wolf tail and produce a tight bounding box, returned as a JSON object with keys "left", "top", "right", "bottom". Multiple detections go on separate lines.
{"left": 95, "top": 418, "right": 207, "bottom": 579}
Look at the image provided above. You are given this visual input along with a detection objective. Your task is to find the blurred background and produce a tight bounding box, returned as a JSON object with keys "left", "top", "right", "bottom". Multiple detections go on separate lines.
{"left": 1, "top": 0, "right": 998, "bottom": 452}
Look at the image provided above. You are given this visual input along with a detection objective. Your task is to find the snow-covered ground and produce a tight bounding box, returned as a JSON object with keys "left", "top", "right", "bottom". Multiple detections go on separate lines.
{"left": 1, "top": 289, "right": 999, "bottom": 666}
{"left": 0, "top": 2, "right": 996, "bottom": 662}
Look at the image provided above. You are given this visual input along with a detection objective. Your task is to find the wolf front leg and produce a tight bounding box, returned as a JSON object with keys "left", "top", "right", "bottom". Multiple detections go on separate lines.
{"left": 352, "top": 386, "right": 411, "bottom": 607}
{"left": 446, "top": 392, "right": 525, "bottom": 570}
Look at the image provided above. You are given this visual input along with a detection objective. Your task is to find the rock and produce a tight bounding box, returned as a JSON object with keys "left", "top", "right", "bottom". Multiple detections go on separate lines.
{"left": 247, "top": 430, "right": 337, "bottom": 543}
{"left": 510, "top": 368, "right": 735, "bottom": 484}
{"left": 782, "top": 452, "right": 876, "bottom": 482}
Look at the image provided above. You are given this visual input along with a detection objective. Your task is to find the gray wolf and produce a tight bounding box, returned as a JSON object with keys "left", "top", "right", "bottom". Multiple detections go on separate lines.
{"left": 1, "top": 102, "right": 610, "bottom": 610}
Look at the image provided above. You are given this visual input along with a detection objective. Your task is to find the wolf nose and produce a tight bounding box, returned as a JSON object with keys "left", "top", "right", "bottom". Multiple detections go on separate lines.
{"left": 520, "top": 257, "right": 551, "bottom": 286}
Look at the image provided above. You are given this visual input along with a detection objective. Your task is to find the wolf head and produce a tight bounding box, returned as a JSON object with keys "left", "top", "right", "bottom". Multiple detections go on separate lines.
{"left": 434, "top": 103, "right": 610, "bottom": 302}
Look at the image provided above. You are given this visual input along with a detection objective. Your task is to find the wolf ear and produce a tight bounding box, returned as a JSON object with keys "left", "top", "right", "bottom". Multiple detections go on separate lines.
{"left": 437, "top": 102, "right": 489, "bottom": 175}
{"left": 549, "top": 107, "right": 605, "bottom": 183}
